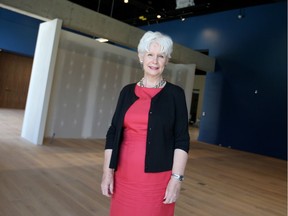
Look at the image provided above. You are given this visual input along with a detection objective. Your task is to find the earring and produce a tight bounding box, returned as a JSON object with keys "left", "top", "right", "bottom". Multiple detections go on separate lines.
{"left": 140, "top": 60, "right": 143, "bottom": 64}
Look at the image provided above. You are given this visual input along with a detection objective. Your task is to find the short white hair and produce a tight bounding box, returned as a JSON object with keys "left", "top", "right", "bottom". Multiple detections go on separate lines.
{"left": 137, "top": 31, "right": 173, "bottom": 58}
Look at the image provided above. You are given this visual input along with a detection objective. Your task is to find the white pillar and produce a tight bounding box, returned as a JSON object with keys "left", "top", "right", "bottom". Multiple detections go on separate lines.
{"left": 21, "top": 19, "right": 62, "bottom": 144}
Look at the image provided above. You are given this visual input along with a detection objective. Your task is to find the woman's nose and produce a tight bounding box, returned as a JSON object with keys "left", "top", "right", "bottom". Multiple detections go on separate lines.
{"left": 152, "top": 56, "right": 158, "bottom": 63}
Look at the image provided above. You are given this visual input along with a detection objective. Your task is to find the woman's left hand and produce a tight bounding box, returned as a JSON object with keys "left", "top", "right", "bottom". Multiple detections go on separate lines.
{"left": 163, "top": 177, "right": 182, "bottom": 204}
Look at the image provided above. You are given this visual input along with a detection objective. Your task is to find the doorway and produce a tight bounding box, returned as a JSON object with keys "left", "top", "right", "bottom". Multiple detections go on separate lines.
{"left": 190, "top": 90, "right": 199, "bottom": 125}
{"left": 0, "top": 51, "right": 33, "bottom": 109}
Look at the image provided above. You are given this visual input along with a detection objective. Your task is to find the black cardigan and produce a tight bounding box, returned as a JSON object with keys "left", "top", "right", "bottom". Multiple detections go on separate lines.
{"left": 105, "top": 82, "right": 190, "bottom": 172}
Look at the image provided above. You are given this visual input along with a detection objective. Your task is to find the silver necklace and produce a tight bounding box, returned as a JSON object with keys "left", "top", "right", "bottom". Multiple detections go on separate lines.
{"left": 139, "top": 78, "right": 166, "bottom": 88}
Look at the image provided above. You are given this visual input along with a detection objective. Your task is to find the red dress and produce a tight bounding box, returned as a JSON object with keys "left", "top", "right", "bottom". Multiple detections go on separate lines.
{"left": 110, "top": 85, "right": 175, "bottom": 216}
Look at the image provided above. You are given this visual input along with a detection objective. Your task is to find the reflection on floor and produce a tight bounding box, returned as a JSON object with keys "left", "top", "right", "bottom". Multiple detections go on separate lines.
{"left": 189, "top": 125, "right": 199, "bottom": 141}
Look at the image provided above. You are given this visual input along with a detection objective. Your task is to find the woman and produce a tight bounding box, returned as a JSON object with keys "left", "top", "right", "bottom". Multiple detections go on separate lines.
{"left": 101, "top": 31, "right": 190, "bottom": 216}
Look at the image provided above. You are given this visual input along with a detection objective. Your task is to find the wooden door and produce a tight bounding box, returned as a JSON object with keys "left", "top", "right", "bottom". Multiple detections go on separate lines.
{"left": 0, "top": 51, "right": 33, "bottom": 109}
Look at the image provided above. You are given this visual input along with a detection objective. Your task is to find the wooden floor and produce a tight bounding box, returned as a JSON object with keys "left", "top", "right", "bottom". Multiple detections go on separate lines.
{"left": 0, "top": 108, "right": 286, "bottom": 216}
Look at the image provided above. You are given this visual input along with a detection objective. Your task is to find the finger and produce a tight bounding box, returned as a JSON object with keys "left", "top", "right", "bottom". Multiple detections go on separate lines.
{"left": 163, "top": 199, "right": 175, "bottom": 204}
{"left": 102, "top": 186, "right": 111, "bottom": 197}
{"left": 163, "top": 193, "right": 177, "bottom": 204}
{"left": 109, "top": 184, "right": 114, "bottom": 195}
{"left": 104, "top": 190, "right": 112, "bottom": 197}
{"left": 163, "top": 199, "right": 169, "bottom": 204}
{"left": 163, "top": 195, "right": 172, "bottom": 204}
{"left": 163, "top": 190, "right": 168, "bottom": 200}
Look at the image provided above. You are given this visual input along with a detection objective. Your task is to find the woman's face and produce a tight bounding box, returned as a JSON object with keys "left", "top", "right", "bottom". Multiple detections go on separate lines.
{"left": 139, "top": 42, "right": 168, "bottom": 78}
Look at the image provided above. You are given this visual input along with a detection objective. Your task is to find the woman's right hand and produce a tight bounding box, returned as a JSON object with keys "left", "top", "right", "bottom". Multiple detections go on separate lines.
{"left": 101, "top": 169, "right": 114, "bottom": 197}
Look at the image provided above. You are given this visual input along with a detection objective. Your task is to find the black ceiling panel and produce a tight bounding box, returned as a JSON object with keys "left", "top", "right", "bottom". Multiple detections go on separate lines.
{"left": 69, "top": 0, "right": 284, "bottom": 26}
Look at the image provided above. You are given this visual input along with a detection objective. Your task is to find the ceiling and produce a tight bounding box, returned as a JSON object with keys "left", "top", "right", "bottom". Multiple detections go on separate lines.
{"left": 68, "top": 0, "right": 282, "bottom": 26}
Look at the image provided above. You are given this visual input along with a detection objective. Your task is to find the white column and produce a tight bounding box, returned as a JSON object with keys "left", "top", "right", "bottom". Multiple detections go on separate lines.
{"left": 21, "top": 19, "right": 62, "bottom": 145}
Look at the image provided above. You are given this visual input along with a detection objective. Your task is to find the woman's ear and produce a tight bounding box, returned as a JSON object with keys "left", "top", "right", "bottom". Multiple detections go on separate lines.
{"left": 138, "top": 53, "right": 143, "bottom": 63}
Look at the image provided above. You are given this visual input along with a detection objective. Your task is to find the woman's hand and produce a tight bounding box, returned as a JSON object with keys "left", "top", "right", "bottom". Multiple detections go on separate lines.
{"left": 163, "top": 177, "right": 182, "bottom": 204}
{"left": 101, "top": 169, "right": 114, "bottom": 197}
{"left": 163, "top": 149, "right": 188, "bottom": 204}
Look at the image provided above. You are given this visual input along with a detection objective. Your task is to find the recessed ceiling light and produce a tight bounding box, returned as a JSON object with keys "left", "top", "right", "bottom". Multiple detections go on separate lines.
{"left": 95, "top": 38, "right": 109, "bottom": 43}
{"left": 124, "top": 0, "right": 128, "bottom": 3}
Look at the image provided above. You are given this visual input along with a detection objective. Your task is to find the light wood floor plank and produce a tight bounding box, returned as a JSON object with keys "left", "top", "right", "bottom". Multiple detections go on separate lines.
{"left": 0, "top": 109, "right": 286, "bottom": 216}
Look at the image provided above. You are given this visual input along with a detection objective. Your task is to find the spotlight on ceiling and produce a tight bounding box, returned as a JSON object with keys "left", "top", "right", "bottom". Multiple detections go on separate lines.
{"left": 157, "top": 14, "right": 161, "bottom": 19}
{"left": 95, "top": 38, "right": 109, "bottom": 43}
{"left": 139, "top": 15, "right": 147, "bottom": 21}
{"left": 124, "top": 0, "right": 128, "bottom": 3}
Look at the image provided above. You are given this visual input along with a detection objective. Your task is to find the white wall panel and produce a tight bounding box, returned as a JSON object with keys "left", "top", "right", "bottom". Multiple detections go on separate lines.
{"left": 45, "top": 30, "right": 195, "bottom": 139}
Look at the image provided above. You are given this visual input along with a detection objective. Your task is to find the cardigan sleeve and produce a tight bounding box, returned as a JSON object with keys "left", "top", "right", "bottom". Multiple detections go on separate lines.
{"left": 173, "top": 87, "right": 190, "bottom": 153}
{"left": 105, "top": 87, "right": 126, "bottom": 149}
{"left": 105, "top": 84, "right": 137, "bottom": 150}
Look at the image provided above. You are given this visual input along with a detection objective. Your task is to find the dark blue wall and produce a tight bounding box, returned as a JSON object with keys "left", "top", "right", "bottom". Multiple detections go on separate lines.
{"left": 141, "top": 2, "right": 287, "bottom": 160}
{"left": 0, "top": 3, "right": 286, "bottom": 159}
{"left": 0, "top": 8, "right": 43, "bottom": 56}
